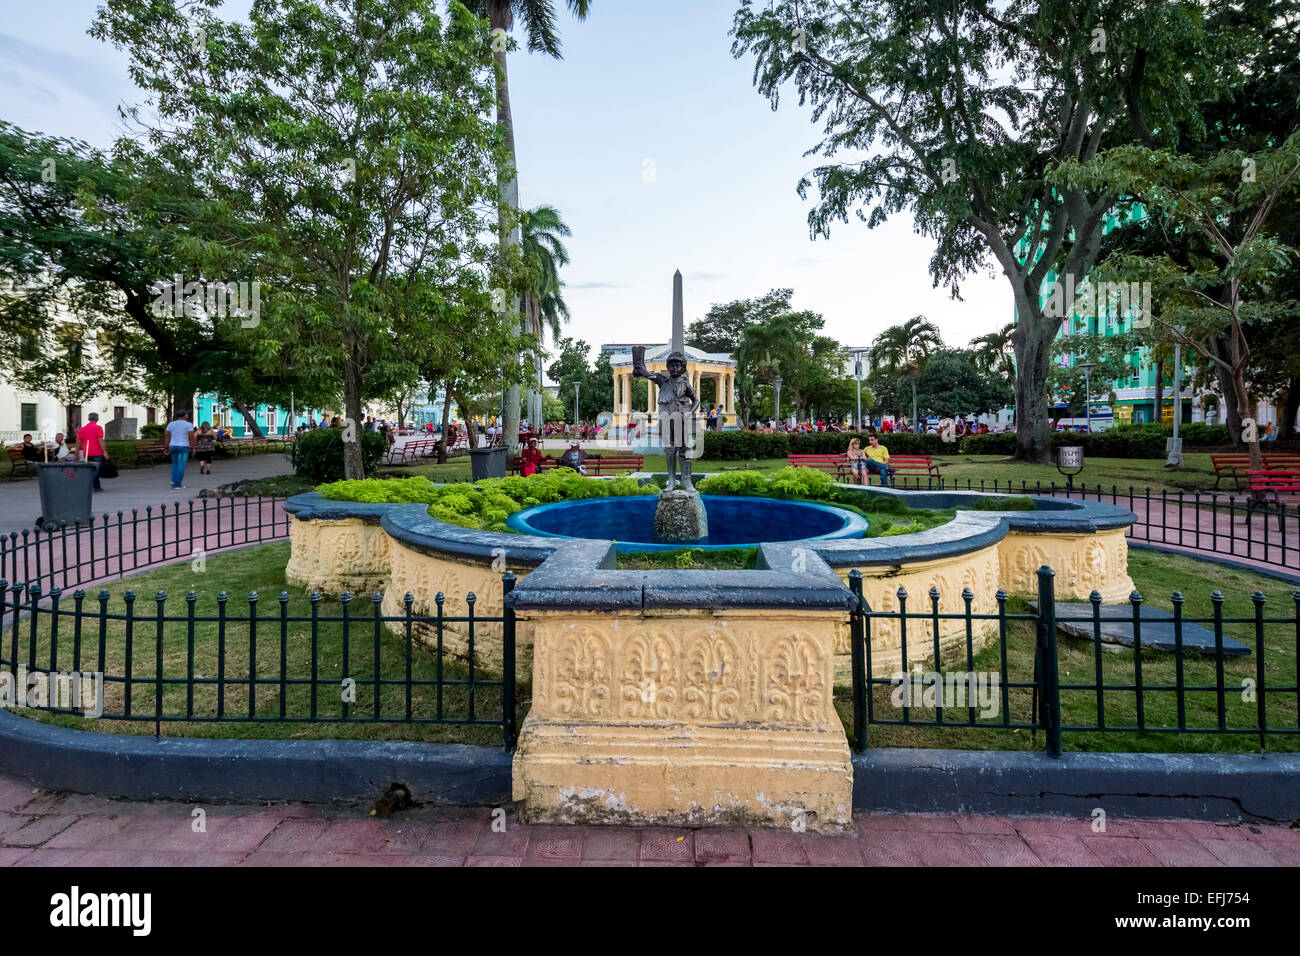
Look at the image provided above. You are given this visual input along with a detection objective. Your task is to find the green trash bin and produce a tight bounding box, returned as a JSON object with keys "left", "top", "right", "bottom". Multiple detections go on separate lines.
{"left": 36, "top": 461, "right": 97, "bottom": 528}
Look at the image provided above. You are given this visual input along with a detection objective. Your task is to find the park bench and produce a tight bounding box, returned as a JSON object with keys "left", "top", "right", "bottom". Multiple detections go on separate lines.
{"left": 888, "top": 455, "right": 942, "bottom": 481}
{"left": 508, "top": 453, "right": 644, "bottom": 476}
{"left": 1211, "top": 453, "right": 1300, "bottom": 490}
{"left": 1246, "top": 468, "right": 1300, "bottom": 529}
{"left": 139, "top": 443, "right": 171, "bottom": 464}
{"left": 386, "top": 438, "right": 439, "bottom": 465}
{"left": 786, "top": 454, "right": 850, "bottom": 480}
{"left": 6, "top": 445, "right": 37, "bottom": 480}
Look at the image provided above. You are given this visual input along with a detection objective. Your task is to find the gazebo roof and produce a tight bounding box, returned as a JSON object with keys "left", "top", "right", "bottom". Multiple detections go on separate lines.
{"left": 608, "top": 344, "right": 734, "bottom": 368}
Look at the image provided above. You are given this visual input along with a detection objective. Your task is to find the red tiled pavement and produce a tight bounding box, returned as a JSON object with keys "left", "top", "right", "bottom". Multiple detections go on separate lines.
{"left": 0, "top": 773, "right": 1295, "bottom": 867}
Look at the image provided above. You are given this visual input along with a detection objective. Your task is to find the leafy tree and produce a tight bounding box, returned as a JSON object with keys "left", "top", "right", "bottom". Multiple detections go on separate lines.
{"left": 92, "top": 0, "right": 513, "bottom": 479}
{"left": 732, "top": 0, "right": 1214, "bottom": 461}
{"left": 970, "top": 323, "right": 1017, "bottom": 382}
{"left": 521, "top": 204, "right": 573, "bottom": 425}
{"left": 869, "top": 316, "right": 943, "bottom": 430}
{"left": 686, "top": 288, "right": 793, "bottom": 355}
{"left": 903, "top": 349, "right": 1012, "bottom": 420}
{"left": 735, "top": 307, "right": 842, "bottom": 423}
{"left": 1058, "top": 134, "right": 1300, "bottom": 467}
{"left": 466, "top": 0, "right": 595, "bottom": 456}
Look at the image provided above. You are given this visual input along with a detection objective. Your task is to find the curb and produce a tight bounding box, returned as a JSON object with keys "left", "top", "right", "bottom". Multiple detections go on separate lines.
{"left": 852, "top": 748, "right": 1300, "bottom": 822}
{"left": 0, "top": 710, "right": 511, "bottom": 806}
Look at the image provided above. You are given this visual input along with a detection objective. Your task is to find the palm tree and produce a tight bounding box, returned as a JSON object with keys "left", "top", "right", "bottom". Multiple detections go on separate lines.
{"left": 521, "top": 204, "right": 572, "bottom": 424}
{"left": 869, "top": 315, "right": 943, "bottom": 432}
{"left": 467, "top": 0, "right": 594, "bottom": 454}
{"left": 970, "top": 323, "right": 1016, "bottom": 380}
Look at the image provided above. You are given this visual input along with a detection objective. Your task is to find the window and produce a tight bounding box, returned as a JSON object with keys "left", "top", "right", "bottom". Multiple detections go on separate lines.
{"left": 20, "top": 403, "right": 37, "bottom": 431}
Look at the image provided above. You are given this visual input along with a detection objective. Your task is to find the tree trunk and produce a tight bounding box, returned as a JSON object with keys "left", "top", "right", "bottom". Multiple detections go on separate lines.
{"left": 456, "top": 393, "right": 480, "bottom": 449}
{"left": 437, "top": 385, "right": 454, "bottom": 463}
{"left": 490, "top": 9, "right": 523, "bottom": 459}
{"left": 1012, "top": 297, "right": 1055, "bottom": 463}
{"left": 341, "top": 327, "right": 365, "bottom": 480}
{"left": 233, "top": 400, "right": 265, "bottom": 439}
{"left": 1212, "top": 336, "right": 1244, "bottom": 445}
{"left": 1230, "top": 371, "right": 1263, "bottom": 472}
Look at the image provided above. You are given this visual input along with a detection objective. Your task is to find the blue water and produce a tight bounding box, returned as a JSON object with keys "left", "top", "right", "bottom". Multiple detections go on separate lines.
{"left": 506, "top": 494, "right": 869, "bottom": 551}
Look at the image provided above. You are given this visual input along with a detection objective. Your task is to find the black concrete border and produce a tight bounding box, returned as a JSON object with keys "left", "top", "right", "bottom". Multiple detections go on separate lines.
{"left": 852, "top": 748, "right": 1300, "bottom": 822}
{"left": 3, "top": 709, "right": 1294, "bottom": 821}
{"left": 0, "top": 709, "right": 510, "bottom": 806}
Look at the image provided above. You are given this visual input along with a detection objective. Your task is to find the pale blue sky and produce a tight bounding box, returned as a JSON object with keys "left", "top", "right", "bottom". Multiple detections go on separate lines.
{"left": 1, "top": 0, "right": 1009, "bottom": 367}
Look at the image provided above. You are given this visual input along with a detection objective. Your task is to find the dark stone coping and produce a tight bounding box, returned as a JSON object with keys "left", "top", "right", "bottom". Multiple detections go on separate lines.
{"left": 0, "top": 709, "right": 510, "bottom": 805}
{"left": 283, "top": 490, "right": 1136, "bottom": 574}
{"left": 503, "top": 539, "right": 857, "bottom": 612}
{"left": 852, "top": 747, "right": 1300, "bottom": 822}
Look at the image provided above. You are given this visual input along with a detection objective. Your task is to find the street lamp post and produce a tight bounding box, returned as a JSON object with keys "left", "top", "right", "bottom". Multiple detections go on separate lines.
{"left": 774, "top": 375, "right": 783, "bottom": 426}
{"left": 573, "top": 381, "right": 581, "bottom": 430}
{"left": 853, "top": 352, "right": 864, "bottom": 429}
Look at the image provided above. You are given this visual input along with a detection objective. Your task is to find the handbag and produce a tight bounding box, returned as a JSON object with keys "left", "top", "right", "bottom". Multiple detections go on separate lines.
{"left": 97, "top": 458, "right": 119, "bottom": 479}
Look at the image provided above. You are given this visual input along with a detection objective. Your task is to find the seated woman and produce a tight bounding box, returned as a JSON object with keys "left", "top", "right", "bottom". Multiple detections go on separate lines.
{"left": 846, "top": 437, "right": 870, "bottom": 485}
{"left": 520, "top": 437, "right": 544, "bottom": 476}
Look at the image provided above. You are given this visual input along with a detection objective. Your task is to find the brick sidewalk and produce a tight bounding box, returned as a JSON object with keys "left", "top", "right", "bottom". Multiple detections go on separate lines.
{"left": 1, "top": 775, "right": 1294, "bottom": 867}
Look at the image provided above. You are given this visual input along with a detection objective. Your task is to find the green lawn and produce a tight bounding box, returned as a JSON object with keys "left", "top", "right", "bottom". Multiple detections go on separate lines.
{"left": 839, "top": 548, "right": 1299, "bottom": 754}
{"left": 6, "top": 541, "right": 1292, "bottom": 754}
{"left": 4, "top": 542, "right": 516, "bottom": 746}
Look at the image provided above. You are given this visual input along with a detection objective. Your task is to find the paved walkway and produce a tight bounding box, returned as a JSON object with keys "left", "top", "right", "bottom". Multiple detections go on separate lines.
{"left": 0, "top": 454, "right": 292, "bottom": 538}
{"left": 0, "top": 774, "right": 1294, "bottom": 866}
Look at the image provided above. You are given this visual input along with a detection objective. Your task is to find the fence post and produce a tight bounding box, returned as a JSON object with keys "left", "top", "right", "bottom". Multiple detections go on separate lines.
{"left": 848, "top": 570, "right": 867, "bottom": 752}
{"left": 1036, "top": 566, "right": 1062, "bottom": 757}
{"left": 501, "top": 572, "right": 518, "bottom": 751}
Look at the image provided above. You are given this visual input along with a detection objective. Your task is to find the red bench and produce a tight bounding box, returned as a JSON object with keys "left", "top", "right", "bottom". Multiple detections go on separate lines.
{"left": 509, "top": 453, "right": 645, "bottom": 476}
{"left": 6, "top": 445, "right": 37, "bottom": 480}
{"left": 1211, "top": 453, "right": 1300, "bottom": 490}
{"left": 1247, "top": 469, "right": 1300, "bottom": 529}
{"left": 386, "top": 438, "right": 440, "bottom": 465}
{"left": 888, "top": 455, "right": 942, "bottom": 480}
{"left": 787, "top": 454, "right": 850, "bottom": 480}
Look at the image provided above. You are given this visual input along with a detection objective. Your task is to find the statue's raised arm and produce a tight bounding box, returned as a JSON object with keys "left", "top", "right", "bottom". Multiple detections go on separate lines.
{"left": 631, "top": 345, "right": 668, "bottom": 385}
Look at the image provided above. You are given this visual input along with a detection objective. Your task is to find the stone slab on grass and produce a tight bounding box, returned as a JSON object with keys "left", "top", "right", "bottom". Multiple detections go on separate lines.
{"left": 1030, "top": 601, "right": 1250, "bottom": 657}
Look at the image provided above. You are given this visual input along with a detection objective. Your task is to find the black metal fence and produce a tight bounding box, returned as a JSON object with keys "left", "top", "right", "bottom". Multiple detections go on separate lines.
{"left": 887, "top": 476, "right": 1299, "bottom": 573}
{"left": 845, "top": 568, "right": 1300, "bottom": 755}
{"left": 0, "top": 495, "right": 293, "bottom": 595}
{"left": 0, "top": 574, "right": 519, "bottom": 749}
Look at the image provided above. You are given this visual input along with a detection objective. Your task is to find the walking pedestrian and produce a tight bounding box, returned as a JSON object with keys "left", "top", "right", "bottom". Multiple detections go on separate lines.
{"left": 194, "top": 422, "right": 216, "bottom": 475}
{"left": 165, "top": 410, "right": 195, "bottom": 490}
{"left": 76, "top": 412, "right": 107, "bottom": 492}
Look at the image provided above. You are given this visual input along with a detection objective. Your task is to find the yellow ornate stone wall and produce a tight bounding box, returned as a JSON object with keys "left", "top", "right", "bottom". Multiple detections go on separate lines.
{"left": 285, "top": 516, "right": 531, "bottom": 673}
{"left": 513, "top": 608, "right": 852, "bottom": 831}
{"left": 998, "top": 529, "right": 1133, "bottom": 602}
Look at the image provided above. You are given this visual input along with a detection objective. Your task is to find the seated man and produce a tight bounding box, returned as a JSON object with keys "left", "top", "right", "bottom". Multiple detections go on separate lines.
{"left": 864, "top": 434, "right": 892, "bottom": 487}
{"left": 558, "top": 441, "right": 587, "bottom": 475}
{"left": 19, "top": 434, "right": 42, "bottom": 463}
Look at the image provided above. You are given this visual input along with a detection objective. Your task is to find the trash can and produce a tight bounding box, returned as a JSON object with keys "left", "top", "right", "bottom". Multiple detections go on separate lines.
{"left": 36, "top": 461, "right": 98, "bottom": 528}
{"left": 468, "top": 445, "right": 507, "bottom": 481}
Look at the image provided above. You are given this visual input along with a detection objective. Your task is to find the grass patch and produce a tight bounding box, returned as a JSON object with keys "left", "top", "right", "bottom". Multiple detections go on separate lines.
{"left": 837, "top": 548, "right": 1299, "bottom": 754}
{"left": 618, "top": 547, "right": 757, "bottom": 570}
{"left": 2, "top": 542, "right": 521, "bottom": 746}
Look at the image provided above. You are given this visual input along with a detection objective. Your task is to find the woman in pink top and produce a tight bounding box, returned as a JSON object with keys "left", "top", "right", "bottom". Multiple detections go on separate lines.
{"left": 76, "top": 412, "right": 106, "bottom": 491}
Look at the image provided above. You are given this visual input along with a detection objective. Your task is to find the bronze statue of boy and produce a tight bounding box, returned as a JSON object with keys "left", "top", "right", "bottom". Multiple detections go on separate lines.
{"left": 632, "top": 346, "right": 698, "bottom": 492}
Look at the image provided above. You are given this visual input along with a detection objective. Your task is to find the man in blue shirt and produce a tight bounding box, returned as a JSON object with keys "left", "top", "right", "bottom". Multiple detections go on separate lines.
{"left": 165, "top": 410, "right": 196, "bottom": 490}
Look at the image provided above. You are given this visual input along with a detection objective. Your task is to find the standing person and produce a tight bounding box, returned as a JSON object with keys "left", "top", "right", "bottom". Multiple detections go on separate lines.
{"left": 194, "top": 422, "right": 216, "bottom": 475}
{"left": 165, "top": 410, "right": 195, "bottom": 490}
{"left": 77, "top": 412, "right": 106, "bottom": 492}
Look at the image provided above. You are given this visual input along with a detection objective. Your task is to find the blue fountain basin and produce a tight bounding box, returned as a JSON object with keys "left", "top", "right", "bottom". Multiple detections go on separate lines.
{"left": 505, "top": 494, "right": 869, "bottom": 552}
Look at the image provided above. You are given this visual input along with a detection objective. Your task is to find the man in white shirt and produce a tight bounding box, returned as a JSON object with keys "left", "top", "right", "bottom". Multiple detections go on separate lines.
{"left": 165, "top": 410, "right": 196, "bottom": 490}
{"left": 46, "top": 433, "right": 72, "bottom": 461}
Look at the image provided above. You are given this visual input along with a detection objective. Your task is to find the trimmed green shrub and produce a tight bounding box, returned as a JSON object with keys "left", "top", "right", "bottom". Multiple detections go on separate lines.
{"left": 289, "top": 428, "right": 387, "bottom": 482}
{"left": 317, "top": 471, "right": 654, "bottom": 532}
{"left": 1180, "top": 422, "right": 1229, "bottom": 447}
{"left": 960, "top": 432, "right": 1017, "bottom": 456}
{"left": 139, "top": 423, "right": 166, "bottom": 441}
{"left": 701, "top": 430, "right": 789, "bottom": 460}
